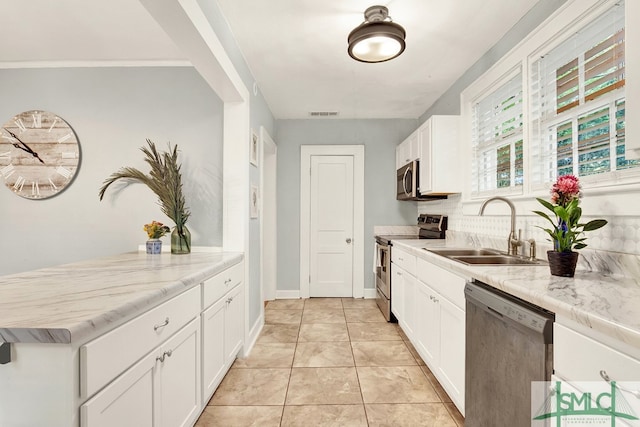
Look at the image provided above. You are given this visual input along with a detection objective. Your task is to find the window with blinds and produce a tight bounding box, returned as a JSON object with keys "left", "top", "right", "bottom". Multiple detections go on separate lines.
{"left": 530, "top": 0, "right": 637, "bottom": 187}
{"left": 471, "top": 71, "right": 523, "bottom": 195}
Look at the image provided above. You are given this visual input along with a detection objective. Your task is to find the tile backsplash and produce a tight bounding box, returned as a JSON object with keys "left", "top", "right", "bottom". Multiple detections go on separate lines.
{"left": 418, "top": 195, "right": 640, "bottom": 279}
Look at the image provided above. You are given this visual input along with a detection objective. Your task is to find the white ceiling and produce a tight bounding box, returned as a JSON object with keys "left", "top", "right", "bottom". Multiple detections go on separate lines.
{"left": 0, "top": 0, "right": 538, "bottom": 119}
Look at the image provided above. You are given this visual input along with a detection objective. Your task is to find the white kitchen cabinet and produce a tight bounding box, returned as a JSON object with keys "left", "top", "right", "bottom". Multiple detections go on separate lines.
{"left": 554, "top": 322, "right": 640, "bottom": 382}
{"left": 418, "top": 115, "right": 461, "bottom": 195}
{"left": 224, "top": 284, "right": 244, "bottom": 362}
{"left": 391, "top": 263, "right": 405, "bottom": 322}
{"left": 416, "top": 280, "right": 439, "bottom": 367}
{"left": 437, "top": 294, "right": 465, "bottom": 407}
{"left": 201, "top": 297, "right": 227, "bottom": 400}
{"left": 81, "top": 318, "right": 201, "bottom": 427}
{"left": 201, "top": 264, "right": 245, "bottom": 403}
{"left": 391, "top": 247, "right": 417, "bottom": 341}
{"left": 395, "top": 129, "right": 420, "bottom": 169}
{"left": 157, "top": 318, "right": 201, "bottom": 427}
{"left": 392, "top": 264, "right": 416, "bottom": 341}
{"left": 412, "top": 256, "right": 467, "bottom": 415}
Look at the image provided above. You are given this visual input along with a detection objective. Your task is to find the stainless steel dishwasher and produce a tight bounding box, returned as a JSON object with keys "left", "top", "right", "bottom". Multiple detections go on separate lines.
{"left": 465, "top": 280, "right": 554, "bottom": 427}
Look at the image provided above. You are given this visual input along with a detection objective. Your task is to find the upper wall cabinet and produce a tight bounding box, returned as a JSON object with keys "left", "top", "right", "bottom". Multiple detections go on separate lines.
{"left": 419, "top": 115, "right": 461, "bottom": 195}
{"left": 396, "top": 115, "right": 461, "bottom": 196}
{"left": 396, "top": 130, "right": 420, "bottom": 169}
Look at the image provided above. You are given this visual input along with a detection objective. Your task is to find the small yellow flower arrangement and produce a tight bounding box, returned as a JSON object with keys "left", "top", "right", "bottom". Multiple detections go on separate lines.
{"left": 144, "top": 221, "right": 171, "bottom": 239}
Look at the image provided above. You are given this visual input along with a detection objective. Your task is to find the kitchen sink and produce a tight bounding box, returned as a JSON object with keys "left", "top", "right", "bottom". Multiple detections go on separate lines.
{"left": 426, "top": 248, "right": 545, "bottom": 266}
{"left": 427, "top": 248, "right": 502, "bottom": 257}
{"left": 451, "top": 255, "right": 542, "bottom": 266}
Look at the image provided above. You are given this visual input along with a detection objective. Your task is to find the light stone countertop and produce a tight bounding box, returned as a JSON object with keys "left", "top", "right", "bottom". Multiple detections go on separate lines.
{"left": 0, "top": 251, "right": 243, "bottom": 345}
{"left": 391, "top": 238, "right": 640, "bottom": 353}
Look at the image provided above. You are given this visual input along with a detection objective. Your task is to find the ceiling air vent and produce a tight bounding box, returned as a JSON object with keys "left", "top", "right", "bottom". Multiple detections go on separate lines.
{"left": 309, "top": 111, "right": 339, "bottom": 117}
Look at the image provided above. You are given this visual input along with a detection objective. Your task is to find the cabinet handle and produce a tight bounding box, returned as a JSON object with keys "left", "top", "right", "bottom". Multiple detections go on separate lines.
{"left": 600, "top": 370, "right": 640, "bottom": 399}
{"left": 224, "top": 278, "right": 232, "bottom": 285}
{"left": 398, "top": 257, "right": 404, "bottom": 261}
{"left": 396, "top": 271, "right": 402, "bottom": 276}
{"left": 153, "top": 317, "right": 170, "bottom": 331}
{"left": 226, "top": 297, "right": 233, "bottom": 304}
{"left": 156, "top": 349, "right": 173, "bottom": 363}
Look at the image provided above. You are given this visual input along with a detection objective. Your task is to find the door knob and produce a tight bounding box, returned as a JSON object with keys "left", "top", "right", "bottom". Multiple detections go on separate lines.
{"left": 346, "top": 238, "right": 352, "bottom": 244}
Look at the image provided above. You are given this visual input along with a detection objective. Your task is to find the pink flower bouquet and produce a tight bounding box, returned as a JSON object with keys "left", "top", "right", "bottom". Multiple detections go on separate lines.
{"left": 533, "top": 175, "right": 607, "bottom": 252}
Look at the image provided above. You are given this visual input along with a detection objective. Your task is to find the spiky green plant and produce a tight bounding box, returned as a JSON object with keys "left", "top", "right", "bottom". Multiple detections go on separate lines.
{"left": 98, "top": 140, "right": 191, "bottom": 242}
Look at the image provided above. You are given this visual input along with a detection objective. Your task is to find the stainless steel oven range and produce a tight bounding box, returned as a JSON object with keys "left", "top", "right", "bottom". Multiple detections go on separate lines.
{"left": 374, "top": 214, "right": 447, "bottom": 322}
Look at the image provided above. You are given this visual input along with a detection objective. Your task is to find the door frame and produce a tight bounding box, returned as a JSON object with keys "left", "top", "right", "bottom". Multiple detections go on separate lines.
{"left": 259, "top": 126, "right": 277, "bottom": 302}
{"left": 300, "top": 145, "right": 365, "bottom": 299}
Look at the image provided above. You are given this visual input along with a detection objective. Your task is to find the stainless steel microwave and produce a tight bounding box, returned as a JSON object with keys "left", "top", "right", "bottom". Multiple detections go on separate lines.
{"left": 396, "top": 160, "right": 447, "bottom": 201}
{"left": 397, "top": 160, "right": 419, "bottom": 200}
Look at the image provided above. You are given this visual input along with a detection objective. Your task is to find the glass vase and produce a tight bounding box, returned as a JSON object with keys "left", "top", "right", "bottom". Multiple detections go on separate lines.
{"left": 171, "top": 225, "right": 191, "bottom": 254}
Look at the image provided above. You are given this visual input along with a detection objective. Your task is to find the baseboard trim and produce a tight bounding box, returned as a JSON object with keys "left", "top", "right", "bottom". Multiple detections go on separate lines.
{"left": 363, "top": 288, "right": 377, "bottom": 299}
{"left": 275, "top": 290, "right": 301, "bottom": 299}
{"left": 275, "top": 289, "right": 376, "bottom": 299}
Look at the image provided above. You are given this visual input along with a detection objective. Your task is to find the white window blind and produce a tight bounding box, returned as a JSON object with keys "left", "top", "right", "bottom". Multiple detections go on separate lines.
{"left": 471, "top": 71, "right": 523, "bottom": 195}
{"left": 530, "top": 0, "right": 637, "bottom": 187}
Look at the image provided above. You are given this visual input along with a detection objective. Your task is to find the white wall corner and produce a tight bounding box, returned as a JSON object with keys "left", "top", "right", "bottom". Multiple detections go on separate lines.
{"left": 243, "top": 312, "right": 264, "bottom": 357}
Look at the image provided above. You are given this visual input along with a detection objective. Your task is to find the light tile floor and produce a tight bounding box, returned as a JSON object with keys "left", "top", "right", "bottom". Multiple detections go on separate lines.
{"left": 196, "top": 297, "right": 465, "bottom": 427}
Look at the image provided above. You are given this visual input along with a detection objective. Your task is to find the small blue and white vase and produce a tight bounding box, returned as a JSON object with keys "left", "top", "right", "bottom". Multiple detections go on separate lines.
{"left": 146, "top": 239, "right": 162, "bottom": 254}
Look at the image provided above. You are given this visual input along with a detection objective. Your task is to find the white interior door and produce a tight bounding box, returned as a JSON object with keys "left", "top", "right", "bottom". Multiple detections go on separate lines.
{"left": 309, "top": 155, "right": 354, "bottom": 297}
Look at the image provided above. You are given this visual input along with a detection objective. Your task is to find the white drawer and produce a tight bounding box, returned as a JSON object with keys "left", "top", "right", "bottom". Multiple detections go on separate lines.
{"left": 555, "top": 323, "right": 640, "bottom": 381}
{"left": 80, "top": 285, "right": 200, "bottom": 399}
{"left": 203, "top": 261, "right": 244, "bottom": 309}
{"left": 416, "top": 258, "right": 466, "bottom": 310}
{"left": 391, "top": 247, "right": 416, "bottom": 275}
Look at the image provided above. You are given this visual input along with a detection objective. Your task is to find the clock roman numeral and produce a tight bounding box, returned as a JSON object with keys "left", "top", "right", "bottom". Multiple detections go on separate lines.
{"left": 31, "top": 112, "right": 42, "bottom": 129}
{"left": 13, "top": 176, "right": 25, "bottom": 192}
{"left": 47, "top": 117, "right": 59, "bottom": 133}
{"left": 1, "top": 164, "right": 15, "bottom": 179}
{"left": 58, "top": 133, "right": 73, "bottom": 143}
{"left": 48, "top": 178, "right": 58, "bottom": 191}
{"left": 0, "top": 151, "right": 10, "bottom": 160}
{"left": 14, "top": 119, "right": 26, "bottom": 133}
{"left": 61, "top": 152, "right": 77, "bottom": 159}
{"left": 32, "top": 181, "right": 40, "bottom": 197}
{"left": 55, "top": 166, "right": 72, "bottom": 179}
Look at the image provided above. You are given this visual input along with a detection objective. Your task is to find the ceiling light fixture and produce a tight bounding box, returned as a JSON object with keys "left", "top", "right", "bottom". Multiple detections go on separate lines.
{"left": 347, "top": 5, "right": 406, "bottom": 63}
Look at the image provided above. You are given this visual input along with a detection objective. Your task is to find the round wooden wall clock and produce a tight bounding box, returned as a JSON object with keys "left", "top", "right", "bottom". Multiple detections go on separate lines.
{"left": 0, "top": 110, "right": 80, "bottom": 199}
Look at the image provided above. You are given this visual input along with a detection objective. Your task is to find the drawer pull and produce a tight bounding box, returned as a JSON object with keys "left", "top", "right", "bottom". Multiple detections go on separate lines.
{"left": 600, "top": 370, "right": 640, "bottom": 399}
{"left": 156, "top": 349, "right": 173, "bottom": 363}
{"left": 399, "top": 257, "right": 404, "bottom": 261}
{"left": 153, "top": 317, "right": 170, "bottom": 331}
{"left": 224, "top": 278, "right": 232, "bottom": 285}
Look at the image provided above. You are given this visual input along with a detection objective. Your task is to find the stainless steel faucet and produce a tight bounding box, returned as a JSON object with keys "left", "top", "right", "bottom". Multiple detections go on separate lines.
{"left": 478, "top": 196, "right": 523, "bottom": 256}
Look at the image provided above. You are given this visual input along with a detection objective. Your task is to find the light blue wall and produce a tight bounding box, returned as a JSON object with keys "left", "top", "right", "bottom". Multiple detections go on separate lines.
{"left": 0, "top": 67, "right": 223, "bottom": 275}
{"left": 197, "top": 0, "right": 276, "bottom": 327}
{"left": 274, "top": 119, "right": 418, "bottom": 292}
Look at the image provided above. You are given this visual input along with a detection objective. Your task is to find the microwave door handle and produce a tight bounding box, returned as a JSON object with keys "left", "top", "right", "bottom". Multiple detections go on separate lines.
{"left": 402, "top": 167, "right": 411, "bottom": 196}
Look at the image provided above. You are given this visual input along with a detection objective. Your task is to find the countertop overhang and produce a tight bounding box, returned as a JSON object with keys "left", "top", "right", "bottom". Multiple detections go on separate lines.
{"left": 390, "top": 238, "right": 640, "bottom": 353}
{"left": 0, "top": 251, "right": 244, "bottom": 345}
